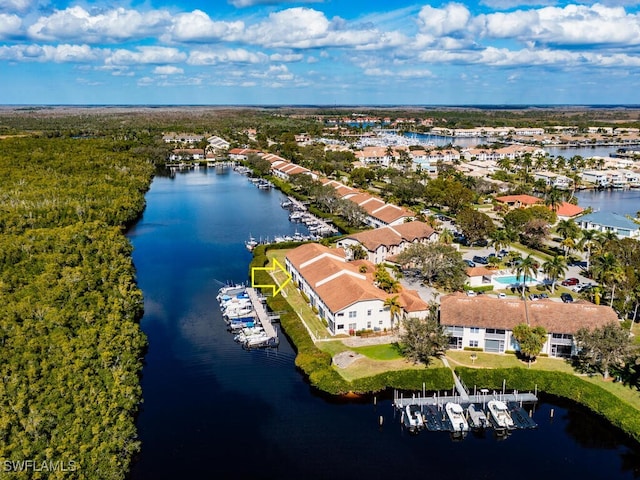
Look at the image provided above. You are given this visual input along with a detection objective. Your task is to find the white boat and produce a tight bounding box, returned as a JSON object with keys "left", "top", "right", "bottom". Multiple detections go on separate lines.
{"left": 487, "top": 400, "right": 515, "bottom": 430}
{"left": 403, "top": 405, "right": 424, "bottom": 433}
{"left": 217, "top": 283, "right": 245, "bottom": 300}
{"left": 234, "top": 327, "right": 265, "bottom": 343}
{"left": 224, "top": 306, "right": 254, "bottom": 319}
{"left": 245, "top": 235, "right": 258, "bottom": 251}
{"left": 224, "top": 302, "right": 253, "bottom": 313}
{"left": 445, "top": 402, "right": 469, "bottom": 433}
{"left": 467, "top": 404, "right": 489, "bottom": 430}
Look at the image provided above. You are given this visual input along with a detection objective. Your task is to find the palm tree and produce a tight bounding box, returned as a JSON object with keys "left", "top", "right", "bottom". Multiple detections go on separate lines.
{"left": 577, "top": 229, "right": 598, "bottom": 270}
{"left": 515, "top": 255, "right": 538, "bottom": 326}
{"left": 591, "top": 252, "right": 626, "bottom": 308}
{"left": 555, "top": 219, "right": 580, "bottom": 258}
{"left": 439, "top": 229, "right": 454, "bottom": 244}
{"left": 383, "top": 295, "right": 403, "bottom": 332}
{"left": 544, "top": 187, "right": 564, "bottom": 214}
{"left": 489, "top": 228, "right": 510, "bottom": 255}
{"left": 497, "top": 157, "right": 512, "bottom": 172}
{"left": 541, "top": 255, "right": 568, "bottom": 293}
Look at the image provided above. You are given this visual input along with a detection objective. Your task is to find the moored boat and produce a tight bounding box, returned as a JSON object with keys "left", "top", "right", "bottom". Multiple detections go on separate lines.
{"left": 487, "top": 400, "right": 515, "bottom": 430}
{"left": 445, "top": 402, "right": 469, "bottom": 434}
{"left": 467, "top": 404, "right": 489, "bottom": 430}
{"left": 402, "top": 405, "right": 424, "bottom": 433}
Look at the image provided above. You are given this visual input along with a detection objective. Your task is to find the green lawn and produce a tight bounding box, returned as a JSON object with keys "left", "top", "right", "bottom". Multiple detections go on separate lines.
{"left": 352, "top": 343, "right": 404, "bottom": 360}
{"left": 581, "top": 375, "right": 640, "bottom": 411}
{"left": 446, "top": 349, "right": 576, "bottom": 373}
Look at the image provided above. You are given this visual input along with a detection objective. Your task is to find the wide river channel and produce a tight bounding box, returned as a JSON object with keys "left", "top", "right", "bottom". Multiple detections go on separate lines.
{"left": 127, "top": 166, "right": 640, "bottom": 479}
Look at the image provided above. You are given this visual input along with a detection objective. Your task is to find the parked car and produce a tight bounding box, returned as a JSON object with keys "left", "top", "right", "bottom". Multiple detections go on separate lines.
{"left": 466, "top": 290, "right": 476, "bottom": 297}
{"left": 498, "top": 292, "right": 507, "bottom": 299}
{"left": 561, "top": 278, "right": 579, "bottom": 286}
{"left": 464, "top": 259, "right": 476, "bottom": 267}
{"left": 561, "top": 293, "right": 574, "bottom": 303}
{"left": 472, "top": 255, "right": 489, "bottom": 265}
{"left": 471, "top": 239, "right": 488, "bottom": 247}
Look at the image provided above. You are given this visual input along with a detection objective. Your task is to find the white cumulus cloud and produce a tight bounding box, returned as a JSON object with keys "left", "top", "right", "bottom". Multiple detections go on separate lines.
{"left": 0, "top": 43, "right": 99, "bottom": 62}
{"left": 27, "top": 6, "right": 172, "bottom": 43}
{"left": 168, "top": 10, "right": 245, "bottom": 42}
{"left": 417, "top": 4, "right": 471, "bottom": 36}
{"left": 187, "top": 48, "right": 268, "bottom": 65}
{"left": 106, "top": 46, "right": 187, "bottom": 66}
{"left": 0, "top": 14, "right": 21, "bottom": 38}
{"left": 478, "top": 4, "right": 640, "bottom": 46}
{"left": 0, "top": 0, "right": 34, "bottom": 13}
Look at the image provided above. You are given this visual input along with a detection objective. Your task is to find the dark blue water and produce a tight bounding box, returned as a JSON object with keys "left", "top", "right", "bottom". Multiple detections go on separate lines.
{"left": 127, "top": 167, "right": 640, "bottom": 479}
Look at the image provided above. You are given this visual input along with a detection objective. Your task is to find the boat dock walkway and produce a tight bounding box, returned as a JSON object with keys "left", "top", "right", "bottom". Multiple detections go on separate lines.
{"left": 246, "top": 287, "right": 277, "bottom": 341}
{"left": 394, "top": 390, "right": 538, "bottom": 408}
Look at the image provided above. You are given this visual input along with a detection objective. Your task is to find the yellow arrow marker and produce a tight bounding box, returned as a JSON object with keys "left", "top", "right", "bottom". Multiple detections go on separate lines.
{"left": 251, "top": 258, "right": 292, "bottom": 297}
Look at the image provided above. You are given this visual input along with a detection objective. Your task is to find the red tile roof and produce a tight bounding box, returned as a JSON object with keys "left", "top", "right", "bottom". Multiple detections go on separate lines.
{"left": 495, "top": 194, "right": 542, "bottom": 206}
{"left": 439, "top": 293, "right": 618, "bottom": 334}
{"left": 554, "top": 201, "right": 584, "bottom": 217}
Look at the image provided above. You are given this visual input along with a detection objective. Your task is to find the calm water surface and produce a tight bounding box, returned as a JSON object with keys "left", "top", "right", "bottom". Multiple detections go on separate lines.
{"left": 127, "top": 167, "right": 640, "bottom": 480}
{"left": 575, "top": 189, "right": 640, "bottom": 217}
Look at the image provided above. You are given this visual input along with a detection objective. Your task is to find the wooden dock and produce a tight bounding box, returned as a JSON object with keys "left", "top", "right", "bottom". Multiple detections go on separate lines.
{"left": 246, "top": 287, "right": 278, "bottom": 341}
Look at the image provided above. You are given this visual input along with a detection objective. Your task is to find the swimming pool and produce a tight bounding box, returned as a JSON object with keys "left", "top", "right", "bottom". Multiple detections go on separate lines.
{"left": 494, "top": 275, "right": 538, "bottom": 285}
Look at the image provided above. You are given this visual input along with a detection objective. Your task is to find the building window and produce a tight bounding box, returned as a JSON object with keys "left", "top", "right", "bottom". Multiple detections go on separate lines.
{"left": 470, "top": 327, "right": 480, "bottom": 334}
{"left": 337, "top": 312, "right": 344, "bottom": 317}
{"left": 367, "top": 310, "right": 372, "bottom": 316}
{"left": 469, "top": 340, "right": 479, "bottom": 348}
{"left": 367, "top": 321, "right": 371, "bottom": 329}
{"left": 349, "top": 311, "right": 357, "bottom": 318}
{"left": 337, "top": 324, "right": 344, "bottom": 330}
{"left": 348, "top": 323, "right": 357, "bottom": 331}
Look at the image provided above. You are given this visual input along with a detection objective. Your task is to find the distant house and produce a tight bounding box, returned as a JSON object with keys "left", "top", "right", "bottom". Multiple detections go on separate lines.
{"left": 575, "top": 211, "right": 640, "bottom": 239}
{"left": 336, "top": 221, "right": 438, "bottom": 264}
{"left": 285, "top": 243, "right": 429, "bottom": 336}
{"left": 495, "top": 194, "right": 542, "bottom": 209}
{"left": 207, "top": 135, "right": 230, "bottom": 151}
{"left": 169, "top": 148, "right": 205, "bottom": 161}
{"left": 534, "top": 171, "right": 571, "bottom": 190}
{"left": 354, "top": 147, "right": 394, "bottom": 167}
{"left": 163, "top": 133, "right": 205, "bottom": 144}
{"left": 439, "top": 293, "right": 618, "bottom": 357}
{"left": 580, "top": 170, "right": 611, "bottom": 187}
{"left": 228, "top": 148, "right": 260, "bottom": 161}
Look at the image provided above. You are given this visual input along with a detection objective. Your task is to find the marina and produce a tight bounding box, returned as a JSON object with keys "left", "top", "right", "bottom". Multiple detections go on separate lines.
{"left": 218, "top": 285, "right": 280, "bottom": 349}
{"left": 394, "top": 375, "right": 539, "bottom": 437}
{"left": 244, "top": 193, "right": 338, "bottom": 250}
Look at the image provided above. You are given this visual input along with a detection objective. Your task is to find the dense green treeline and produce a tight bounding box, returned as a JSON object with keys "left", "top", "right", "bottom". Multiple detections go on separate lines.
{"left": 0, "top": 137, "right": 152, "bottom": 232}
{"left": 0, "top": 135, "right": 154, "bottom": 478}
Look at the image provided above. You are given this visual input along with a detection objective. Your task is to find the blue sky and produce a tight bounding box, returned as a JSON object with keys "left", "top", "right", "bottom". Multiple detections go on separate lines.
{"left": 1, "top": 0, "right": 640, "bottom": 105}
